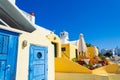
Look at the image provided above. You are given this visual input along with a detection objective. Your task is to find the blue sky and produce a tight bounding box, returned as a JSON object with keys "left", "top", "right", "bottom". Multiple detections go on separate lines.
{"left": 16, "top": 0, "right": 120, "bottom": 50}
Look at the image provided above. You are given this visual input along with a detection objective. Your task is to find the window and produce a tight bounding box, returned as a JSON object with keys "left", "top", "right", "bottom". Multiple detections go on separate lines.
{"left": 61, "top": 47, "right": 66, "bottom": 51}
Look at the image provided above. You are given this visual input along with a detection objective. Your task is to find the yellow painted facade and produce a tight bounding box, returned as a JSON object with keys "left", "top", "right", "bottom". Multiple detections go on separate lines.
{"left": 55, "top": 58, "right": 92, "bottom": 73}
{"left": 55, "top": 57, "right": 120, "bottom": 80}
{"left": 87, "top": 46, "right": 97, "bottom": 59}
{"left": 55, "top": 38, "right": 120, "bottom": 80}
{"left": 55, "top": 72, "right": 120, "bottom": 80}
{"left": 0, "top": 25, "right": 55, "bottom": 80}
{"left": 92, "top": 64, "right": 119, "bottom": 75}
{"left": 61, "top": 44, "right": 99, "bottom": 60}
{"left": 61, "top": 44, "right": 77, "bottom": 60}
{"left": 46, "top": 33, "right": 61, "bottom": 57}
{"left": 55, "top": 73, "right": 94, "bottom": 80}
{"left": 55, "top": 57, "right": 119, "bottom": 74}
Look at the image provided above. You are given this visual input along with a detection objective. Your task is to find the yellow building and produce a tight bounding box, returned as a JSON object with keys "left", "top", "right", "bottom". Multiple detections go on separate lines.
{"left": 60, "top": 43, "right": 99, "bottom": 60}
{"left": 46, "top": 33, "right": 61, "bottom": 58}
{"left": 87, "top": 46, "right": 99, "bottom": 59}
{"left": 61, "top": 44, "right": 77, "bottom": 60}
{"left": 46, "top": 31, "right": 78, "bottom": 61}
{"left": 55, "top": 32, "right": 120, "bottom": 80}
{"left": 55, "top": 45, "right": 120, "bottom": 80}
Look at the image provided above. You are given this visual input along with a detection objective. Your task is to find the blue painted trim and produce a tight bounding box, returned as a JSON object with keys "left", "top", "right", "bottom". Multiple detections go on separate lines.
{"left": 29, "top": 45, "right": 48, "bottom": 80}
{"left": 0, "top": 29, "right": 19, "bottom": 80}
{"left": 0, "top": 29, "right": 20, "bottom": 36}
{"left": 8, "top": 35, "right": 19, "bottom": 80}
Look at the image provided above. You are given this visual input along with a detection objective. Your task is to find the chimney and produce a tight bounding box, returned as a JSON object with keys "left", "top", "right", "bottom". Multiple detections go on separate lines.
{"left": 30, "top": 12, "right": 35, "bottom": 24}
{"left": 30, "top": 12, "right": 34, "bottom": 16}
{"left": 60, "top": 31, "right": 69, "bottom": 44}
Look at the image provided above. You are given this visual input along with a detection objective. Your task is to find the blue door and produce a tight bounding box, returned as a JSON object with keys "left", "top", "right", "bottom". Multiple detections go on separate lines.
{"left": 29, "top": 45, "right": 48, "bottom": 80}
{"left": 0, "top": 29, "right": 19, "bottom": 80}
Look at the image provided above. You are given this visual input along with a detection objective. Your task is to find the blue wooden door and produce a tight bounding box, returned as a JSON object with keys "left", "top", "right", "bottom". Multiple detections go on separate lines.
{"left": 0, "top": 61, "right": 6, "bottom": 80}
{"left": 0, "top": 29, "right": 19, "bottom": 80}
{"left": 29, "top": 45, "right": 48, "bottom": 80}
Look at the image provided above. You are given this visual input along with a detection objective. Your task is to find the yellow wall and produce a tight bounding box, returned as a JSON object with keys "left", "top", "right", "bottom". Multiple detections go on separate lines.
{"left": 61, "top": 44, "right": 70, "bottom": 59}
{"left": 55, "top": 58, "right": 92, "bottom": 73}
{"left": 55, "top": 57, "right": 119, "bottom": 74}
{"left": 0, "top": 25, "right": 55, "bottom": 80}
{"left": 87, "top": 46, "right": 96, "bottom": 58}
{"left": 55, "top": 73, "right": 94, "bottom": 80}
{"left": 61, "top": 44, "right": 77, "bottom": 60}
{"left": 55, "top": 72, "right": 120, "bottom": 80}
{"left": 92, "top": 64, "right": 119, "bottom": 75}
{"left": 61, "top": 44, "right": 98, "bottom": 60}
{"left": 69, "top": 44, "right": 77, "bottom": 60}
{"left": 46, "top": 33, "right": 61, "bottom": 57}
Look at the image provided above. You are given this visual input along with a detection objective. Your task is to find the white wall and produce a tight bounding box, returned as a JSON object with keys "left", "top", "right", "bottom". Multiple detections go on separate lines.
{"left": 0, "top": 25, "right": 55, "bottom": 80}
{"left": 16, "top": 29, "right": 55, "bottom": 80}
{"left": 8, "top": 0, "right": 16, "bottom": 4}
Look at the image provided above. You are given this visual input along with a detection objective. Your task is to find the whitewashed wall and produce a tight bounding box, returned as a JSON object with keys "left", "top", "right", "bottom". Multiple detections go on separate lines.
{"left": 0, "top": 25, "right": 55, "bottom": 80}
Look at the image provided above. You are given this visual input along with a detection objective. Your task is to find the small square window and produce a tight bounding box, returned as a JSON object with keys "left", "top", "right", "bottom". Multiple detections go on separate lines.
{"left": 61, "top": 47, "right": 66, "bottom": 51}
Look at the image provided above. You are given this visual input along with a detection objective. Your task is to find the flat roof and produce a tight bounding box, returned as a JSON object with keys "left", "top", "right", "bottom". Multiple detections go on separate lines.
{"left": 0, "top": 0, "right": 36, "bottom": 32}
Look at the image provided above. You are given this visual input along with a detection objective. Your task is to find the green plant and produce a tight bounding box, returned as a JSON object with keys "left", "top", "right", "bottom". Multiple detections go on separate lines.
{"left": 98, "top": 53, "right": 106, "bottom": 60}
{"left": 104, "top": 52, "right": 112, "bottom": 57}
{"left": 86, "top": 43, "right": 93, "bottom": 47}
{"left": 72, "top": 58, "right": 78, "bottom": 62}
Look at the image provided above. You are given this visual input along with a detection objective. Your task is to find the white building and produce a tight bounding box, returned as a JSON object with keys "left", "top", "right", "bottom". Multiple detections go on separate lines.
{"left": 101, "top": 49, "right": 108, "bottom": 54}
{"left": 101, "top": 48, "right": 115, "bottom": 56}
{"left": 0, "top": 0, "right": 54, "bottom": 80}
{"left": 115, "top": 46, "right": 120, "bottom": 56}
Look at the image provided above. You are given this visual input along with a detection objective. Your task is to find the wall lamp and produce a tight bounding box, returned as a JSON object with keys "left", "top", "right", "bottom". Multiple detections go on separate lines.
{"left": 22, "top": 40, "right": 27, "bottom": 48}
